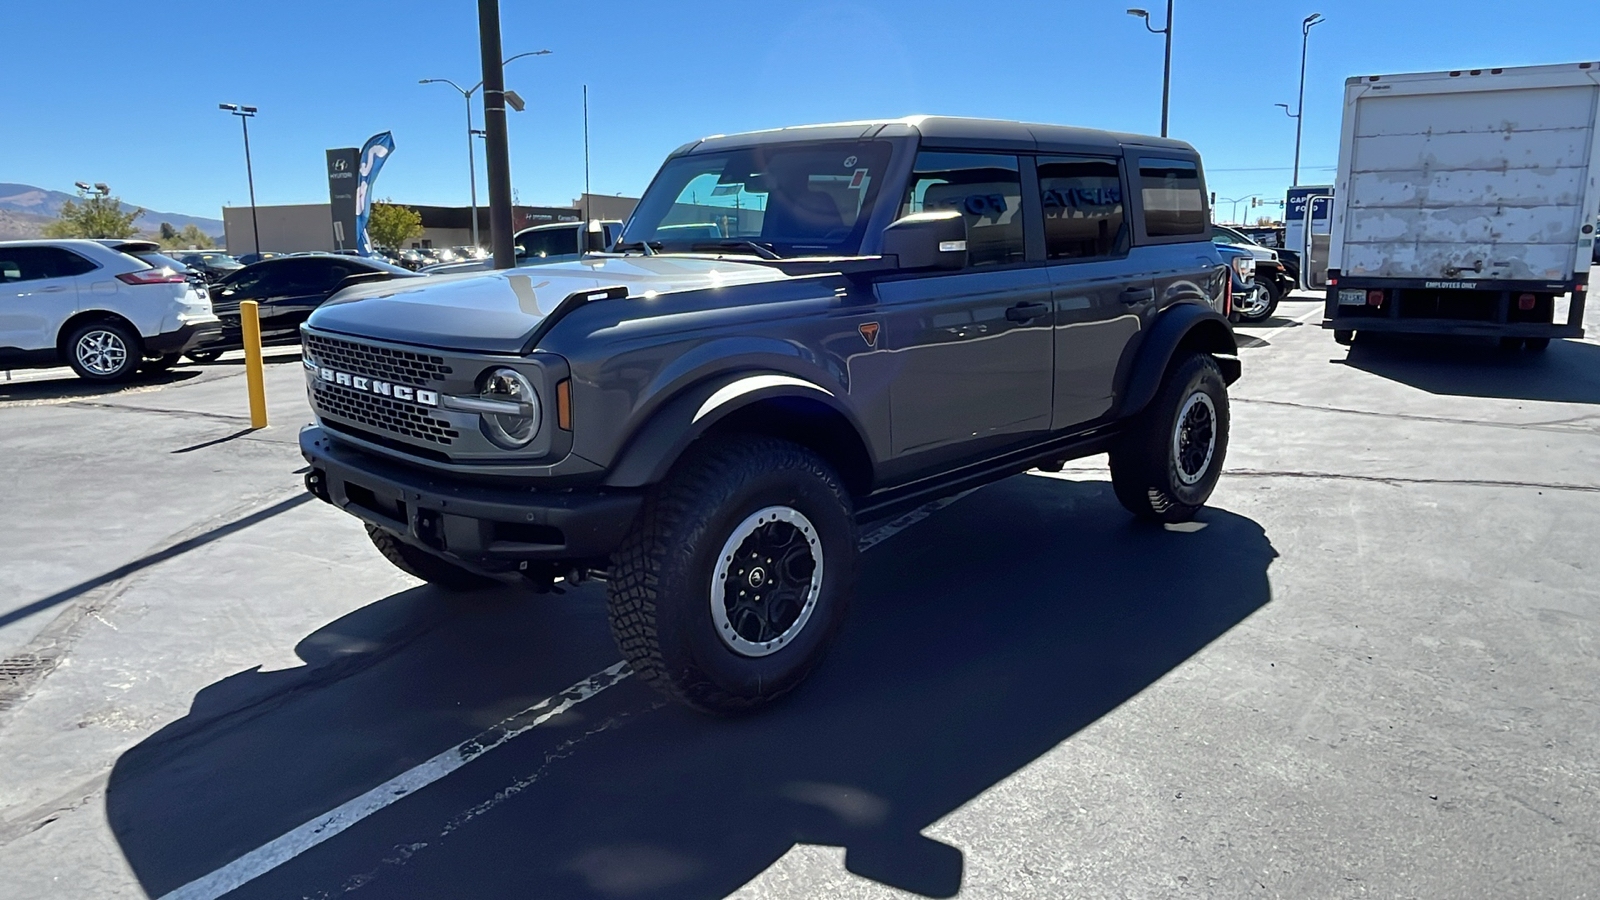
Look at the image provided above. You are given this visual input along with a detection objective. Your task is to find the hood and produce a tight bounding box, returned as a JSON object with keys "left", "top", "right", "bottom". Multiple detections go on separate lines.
{"left": 306, "top": 255, "right": 792, "bottom": 353}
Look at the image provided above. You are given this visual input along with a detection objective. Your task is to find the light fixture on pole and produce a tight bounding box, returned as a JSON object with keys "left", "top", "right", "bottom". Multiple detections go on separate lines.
{"left": 219, "top": 103, "right": 261, "bottom": 257}
{"left": 420, "top": 49, "right": 549, "bottom": 251}
{"left": 1279, "top": 13, "right": 1325, "bottom": 186}
{"left": 1127, "top": 1, "right": 1174, "bottom": 137}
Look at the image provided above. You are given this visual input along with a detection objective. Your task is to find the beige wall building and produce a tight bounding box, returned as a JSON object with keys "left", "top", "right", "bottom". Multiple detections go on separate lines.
{"left": 223, "top": 197, "right": 640, "bottom": 255}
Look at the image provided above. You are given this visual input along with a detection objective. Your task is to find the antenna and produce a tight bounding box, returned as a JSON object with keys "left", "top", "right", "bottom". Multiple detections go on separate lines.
{"left": 583, "top": 84, "right": 592, "bottom": 226}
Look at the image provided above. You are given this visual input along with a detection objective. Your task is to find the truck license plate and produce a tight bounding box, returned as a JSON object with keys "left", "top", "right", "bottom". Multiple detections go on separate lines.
{"left": 1338, "top": 289, "right": 1368, "bottom": 306}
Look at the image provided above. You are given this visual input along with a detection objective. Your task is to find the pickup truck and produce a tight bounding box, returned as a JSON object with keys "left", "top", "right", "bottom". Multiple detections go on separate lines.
{"left": 298, "top": 116, "right": 1239, "bottom": 713}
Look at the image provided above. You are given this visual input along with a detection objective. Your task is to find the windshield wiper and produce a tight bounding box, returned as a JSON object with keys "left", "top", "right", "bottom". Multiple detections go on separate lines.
{"left": 690, "top": 240, "right": 782, "bottom": 260}
{"left": 613, "top": 240, "right": 659, "bottom": 256}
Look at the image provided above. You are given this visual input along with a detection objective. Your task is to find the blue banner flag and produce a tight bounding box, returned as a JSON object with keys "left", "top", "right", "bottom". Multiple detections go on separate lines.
{"left": 354, "top": 131, "right": 395, "bottom": 257}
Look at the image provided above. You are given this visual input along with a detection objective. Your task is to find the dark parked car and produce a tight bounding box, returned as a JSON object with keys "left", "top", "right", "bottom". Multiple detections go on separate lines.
{"left": 174, "top": 251, "right": 243, "bottom": 284}
{"left": 298, "top": 116, "right": 1237, "bottom": 714}
{"left": 187, "top": 254, "right": 415, "bottom": 361}
{"left": 235, "top": 251, "right": 283, "bottom": 266}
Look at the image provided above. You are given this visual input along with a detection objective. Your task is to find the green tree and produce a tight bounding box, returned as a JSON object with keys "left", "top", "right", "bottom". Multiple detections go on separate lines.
{"left": 159, "top": 223, "right": 216, "bottom": 251}
{"left": 366, "top": 201, "right": 424, "bottom": 250}
{"left": 42, "top": 194, "right": 144, "bottom": 239}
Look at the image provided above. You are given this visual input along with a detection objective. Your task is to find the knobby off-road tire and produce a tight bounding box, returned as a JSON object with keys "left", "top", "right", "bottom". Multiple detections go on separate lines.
{"left": 1110, "top": 352, "right": 1230, "bottom": 524}
{"left": 366, "top": 525, "right": 496, "bottom": 592}
{"left": 607, "top": 435, "right": 858, "bottom": 715}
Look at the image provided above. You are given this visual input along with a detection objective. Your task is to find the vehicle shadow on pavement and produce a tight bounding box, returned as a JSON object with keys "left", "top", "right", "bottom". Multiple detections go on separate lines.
{"left": 105, "top": 476, "right": 1276, "bottom": 899}
{"left": 1338, "top": 335, "right": 1600, "bottom": 404}
{"left": 0, "top": 369, "right": 200, "bottom": 404}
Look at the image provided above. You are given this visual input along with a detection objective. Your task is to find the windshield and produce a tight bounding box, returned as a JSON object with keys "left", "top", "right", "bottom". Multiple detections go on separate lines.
{"left": 621, "top": 140, "right": 894, "bottom": 257}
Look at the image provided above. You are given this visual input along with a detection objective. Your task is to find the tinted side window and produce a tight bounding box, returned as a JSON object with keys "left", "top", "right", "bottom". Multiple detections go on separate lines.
{"left": 1139, "top": 159, "right": 1206, "bottom": 237}
{"left": 901, "top": 152, "right": 1024, "bottom": 268}
{"left": 0, "top": 247, "right": 96, "bottom": 282}
{"left": 1038, "top": 156, "right": 1126, "bottom": 260}
{"left": 516, "top": 227, "right": 579, "bottom": 260}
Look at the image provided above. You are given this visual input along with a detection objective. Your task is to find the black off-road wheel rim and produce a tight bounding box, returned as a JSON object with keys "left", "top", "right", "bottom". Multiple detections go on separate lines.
{"left": 709, "top": 506, "right": 824, "bottom": 658}
{"left": 1172, "top": 391, "right": 1217, "bottom": 486}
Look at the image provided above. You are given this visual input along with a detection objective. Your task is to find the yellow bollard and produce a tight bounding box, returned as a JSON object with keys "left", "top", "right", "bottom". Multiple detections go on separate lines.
{"left": 240, "top": 299, "right": 268, "bottom": 428}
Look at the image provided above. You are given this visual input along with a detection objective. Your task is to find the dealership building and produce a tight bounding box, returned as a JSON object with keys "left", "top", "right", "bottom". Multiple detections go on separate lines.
{"left": 221, "top": 193, "right": 639, "bottom": 254}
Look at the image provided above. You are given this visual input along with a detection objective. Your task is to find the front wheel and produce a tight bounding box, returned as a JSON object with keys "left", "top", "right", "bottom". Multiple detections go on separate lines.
{"left": 1523, "top": 337, "right": 1551, "bottom": 353}
{"left": 66, "top": 321, "right": 142, "bottom": 383}
{"left": 1110, "top": 353, "right": 1230, "bottom": 524}
{"left": 1234, "top": 282, "right": 1279, "bottom": 323}
{"left": 607, "top": 435, "right": 858, "bottom": 715}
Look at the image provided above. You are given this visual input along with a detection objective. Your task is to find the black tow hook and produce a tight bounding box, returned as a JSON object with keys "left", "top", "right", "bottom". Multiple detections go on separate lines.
{"left": 304, "top": 469, "right": 331, "bottom": 503}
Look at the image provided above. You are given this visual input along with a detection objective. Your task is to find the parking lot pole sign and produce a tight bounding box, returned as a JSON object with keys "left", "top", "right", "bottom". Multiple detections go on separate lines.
{"left": 326, "top": 149, "right": 359, "bottom": 252}
{"left": 478, "top": 0, "right": 516, "bottom": 269}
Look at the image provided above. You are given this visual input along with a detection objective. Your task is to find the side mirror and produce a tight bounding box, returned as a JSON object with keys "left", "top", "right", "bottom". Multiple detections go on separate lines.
{"left": 881, "top": 210, "right": 967, "bottom": 271}
{"left": 583, "top": 219, "right": 608, "bottom": 254}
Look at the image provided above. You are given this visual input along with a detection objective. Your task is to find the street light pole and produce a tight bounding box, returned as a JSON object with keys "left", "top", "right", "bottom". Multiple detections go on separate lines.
{"left": 219, "top": 103, "right": 260, "bottom": 257}
{"left": 1128, "top": 1, "right": 1174, "bottom": 137}
{"left": 421, "top": 49, "right": 549, "bottom": 252}
{"left": 1279, "top": 13, "right": 1325, "bottom": 186}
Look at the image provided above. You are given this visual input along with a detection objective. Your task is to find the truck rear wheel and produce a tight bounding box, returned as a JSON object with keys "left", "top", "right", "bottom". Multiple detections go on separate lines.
{"left": 366, "top": 525, "right": 496, "bottom": 591}
{"left": 1334, "top": 329, "right": 1355, "bottom": 346}
{"left": 607, "top": 435, "right": 857, "bottom": 715}
{"left": 1110, "top": 353, "right": 1230, "bottom": 524}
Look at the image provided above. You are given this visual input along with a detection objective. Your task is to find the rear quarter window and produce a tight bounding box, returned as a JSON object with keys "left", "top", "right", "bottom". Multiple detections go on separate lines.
{"left": 1139, "top": 158, "right": 1207, "bottom": 238}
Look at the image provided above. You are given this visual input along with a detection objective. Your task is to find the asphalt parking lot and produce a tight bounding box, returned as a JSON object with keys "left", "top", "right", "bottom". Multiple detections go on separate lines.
{"left": 1, "top": 294, "right": 1597, "bottom": 899}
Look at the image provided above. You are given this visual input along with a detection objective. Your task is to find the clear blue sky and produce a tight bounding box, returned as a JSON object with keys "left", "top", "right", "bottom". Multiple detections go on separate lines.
{"left": 2, "top": 0, "right": 1595, "bottom": 225}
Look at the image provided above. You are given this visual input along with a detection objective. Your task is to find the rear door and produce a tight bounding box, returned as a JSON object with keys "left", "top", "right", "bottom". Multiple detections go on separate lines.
{"left": 878, "top": 151, "right": 1055, "bottom": 466}
{"left": 0, "top": 245, "right": 93, "bottom": 353}
{"left": 1037, "top": 154, "right": 1142, "bottom": 427}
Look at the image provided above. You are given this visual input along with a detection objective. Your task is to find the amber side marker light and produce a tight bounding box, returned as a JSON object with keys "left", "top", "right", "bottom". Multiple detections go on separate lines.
{"left": 556, "top": 379, "right": 572, "bottom": 430}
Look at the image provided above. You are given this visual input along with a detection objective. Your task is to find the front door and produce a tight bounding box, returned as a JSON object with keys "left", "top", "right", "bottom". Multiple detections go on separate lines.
{"left": 0, "top": 245, "right": 87, "bottom": 354}
{"left": 881, "top": 152, "right": 1054, "bottom": 465}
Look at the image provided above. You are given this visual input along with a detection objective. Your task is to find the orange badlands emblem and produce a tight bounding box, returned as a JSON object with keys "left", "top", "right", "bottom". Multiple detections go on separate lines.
{"left": 858, "top": 322, "right": 880, "bottom": 348}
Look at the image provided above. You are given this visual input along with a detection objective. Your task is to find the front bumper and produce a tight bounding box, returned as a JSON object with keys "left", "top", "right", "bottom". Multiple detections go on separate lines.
{"left": 146, "top": 318, "right": 223, "bottom": 355}
{"left": 300, "top": 425, "right": 641, "bottom": 568}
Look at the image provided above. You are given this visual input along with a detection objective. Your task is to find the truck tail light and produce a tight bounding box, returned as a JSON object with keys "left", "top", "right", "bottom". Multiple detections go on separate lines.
{"left": 1329, "top": 277, "right": 1339, "bottom": 286}
{"left": 1367, "top": 290, "right": 1384, "bottom": 306}
{"left": 1517, "top": 293, "right": 1536, "bottom": 310}
{"left": 117, "top": 268, "right": 186, "bottom": 285}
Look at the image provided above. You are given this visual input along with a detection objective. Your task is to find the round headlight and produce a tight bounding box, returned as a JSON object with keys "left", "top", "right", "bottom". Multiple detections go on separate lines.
{"left": 479, "top": 367, "right": 541, "bottom": 449}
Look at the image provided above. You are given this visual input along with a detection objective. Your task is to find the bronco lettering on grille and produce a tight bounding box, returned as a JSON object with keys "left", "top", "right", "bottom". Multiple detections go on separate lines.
{"left": 318, "top": 366, "right": 440, "bottom": 407}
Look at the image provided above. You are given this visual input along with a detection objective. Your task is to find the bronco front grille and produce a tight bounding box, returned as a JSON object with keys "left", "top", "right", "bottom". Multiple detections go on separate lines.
{"left": 303, "top": 333, "right": 453, "bottom": 387}
{"left": 313, "top": 382, "right": 461, "bottom": 446}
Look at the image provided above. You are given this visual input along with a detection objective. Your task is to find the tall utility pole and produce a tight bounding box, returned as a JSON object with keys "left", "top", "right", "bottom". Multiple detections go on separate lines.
{"left": 478, "top": 0, "right": 515, "bottom": 269}
{"left": 1278, "top": 13, "right": 1325, "bottom": 186}
{"left": 1127, "top": 1, "right": 1174, "bottom": 137}
{"left": 219, "top": 103, "right": 260, "bottom": 257}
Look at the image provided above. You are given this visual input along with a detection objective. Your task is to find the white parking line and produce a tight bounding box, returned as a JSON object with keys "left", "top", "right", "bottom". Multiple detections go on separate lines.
{"left": 158, "top": 662, "right": 632, "bottom": 900}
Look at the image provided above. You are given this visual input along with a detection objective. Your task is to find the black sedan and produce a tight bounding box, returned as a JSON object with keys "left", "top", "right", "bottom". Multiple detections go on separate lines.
{"left": 186, "top": 254, "right": 417, "bottom": 361}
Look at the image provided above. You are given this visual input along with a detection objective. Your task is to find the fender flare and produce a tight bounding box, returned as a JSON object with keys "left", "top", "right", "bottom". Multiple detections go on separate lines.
{"left": 603, "top": 371, "right": 872, "bottom": 489}
{"left": 1115, "top": 304, "right": 1240, "bottom": 419}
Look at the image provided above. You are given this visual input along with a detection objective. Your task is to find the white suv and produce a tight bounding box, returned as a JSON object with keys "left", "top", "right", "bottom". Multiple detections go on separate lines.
{"left": 0, "top": 239, "right": 221, "bottom": 382}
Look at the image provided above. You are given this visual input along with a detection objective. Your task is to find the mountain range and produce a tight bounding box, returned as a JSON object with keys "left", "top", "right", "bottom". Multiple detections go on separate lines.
{"left": 0, "top": 183, "right": 226, "bottom": 241}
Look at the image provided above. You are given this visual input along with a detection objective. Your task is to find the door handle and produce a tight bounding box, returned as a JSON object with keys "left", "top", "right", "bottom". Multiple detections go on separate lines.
{"left": 40, "top": 285, "right": 67, "bottom": 293}
{"left": 1120, "top": 287, "right": 1155, "bottom": 305}
{"left": 1005, "top": 302, "right": 1051, "bottom": 322}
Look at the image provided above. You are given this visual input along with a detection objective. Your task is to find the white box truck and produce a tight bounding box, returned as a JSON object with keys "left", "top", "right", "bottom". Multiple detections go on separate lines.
{"left": 1324, "top": 61, "right": 1600, "bottom": 349}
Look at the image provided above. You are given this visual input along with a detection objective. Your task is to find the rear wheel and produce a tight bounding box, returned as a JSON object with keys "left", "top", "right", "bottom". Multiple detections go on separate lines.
{"left": 1110, "top": 353, "right": 1230, "bottom": 524}
{"left": 185, "top": 348, "right": 225, "bottom": 364}
{"left": 1524, "top": 337, "right": 1551, "bottom": 352}
{"left": 65, "top": 321, "right": 141, "bottom": 383}
{"left": 366, "top": 525, "right": 496, "bottom": 591}
{"left": 607, "top": 435, "right": 857, "bottom": 715}
{"left": 1334, "top": 329, "right": 1355, "bottom": 346}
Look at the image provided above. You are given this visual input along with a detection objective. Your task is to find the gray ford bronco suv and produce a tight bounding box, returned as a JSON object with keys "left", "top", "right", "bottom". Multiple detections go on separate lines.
{"left": 299, "top": 116, "right": 1239, "bottom": 714}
